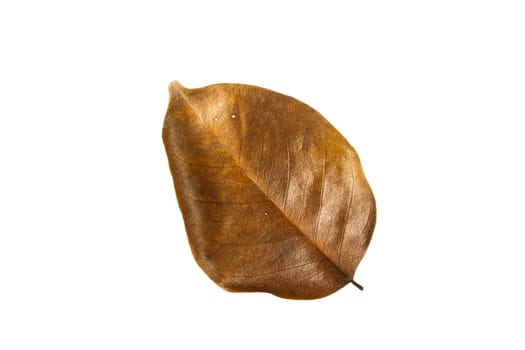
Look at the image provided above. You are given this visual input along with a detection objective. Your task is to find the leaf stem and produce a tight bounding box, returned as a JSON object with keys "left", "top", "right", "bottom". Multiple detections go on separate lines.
{"left": 351, "top": 280, "right": 364, "bottom": 291}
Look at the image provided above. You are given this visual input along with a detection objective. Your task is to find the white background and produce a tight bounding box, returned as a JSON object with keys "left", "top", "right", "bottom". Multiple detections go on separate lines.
{"left": 1, "top": 1, "right": 524, "bottom": 349}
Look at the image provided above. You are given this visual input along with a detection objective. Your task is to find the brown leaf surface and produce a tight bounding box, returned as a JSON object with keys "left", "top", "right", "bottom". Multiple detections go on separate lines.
{"left": 163, "top": 81, "right": 376, "bottom": 299}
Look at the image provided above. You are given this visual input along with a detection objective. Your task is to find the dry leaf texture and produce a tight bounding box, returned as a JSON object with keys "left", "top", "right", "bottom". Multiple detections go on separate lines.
{"left": 163, "top": 81, "right": 376, "bottom": 299}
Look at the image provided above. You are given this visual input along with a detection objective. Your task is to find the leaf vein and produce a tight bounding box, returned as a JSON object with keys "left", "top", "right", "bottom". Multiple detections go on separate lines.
{"left": 230, "top": 259, "right": 323, "bottom": 279}
{"left": 313, "top": 133, "right": 326, "bottom": 243}
{"left": 192, "top": 234, "right": 295, "bottom": 247}
{"left": 167, "top": 148, "right": 239, "bottom": 169}
{"left": 337, "top": 172, "right": 355, "bottom": 265}
{"left": 276, "top": 113, "right": 291, "bottom": 210}
{"left": 181, "top": 193, "right": 270, "bottom": 205}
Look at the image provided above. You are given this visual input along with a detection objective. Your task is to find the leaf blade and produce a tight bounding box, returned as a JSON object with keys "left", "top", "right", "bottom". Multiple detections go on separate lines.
{"left": 163, "top": 81, "right": 376, "bottom": 299}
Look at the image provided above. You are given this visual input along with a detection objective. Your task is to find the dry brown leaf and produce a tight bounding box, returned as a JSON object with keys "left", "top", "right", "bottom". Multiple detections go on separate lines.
{"left": 163, "top": 81, "right": 376, "bottom": 299}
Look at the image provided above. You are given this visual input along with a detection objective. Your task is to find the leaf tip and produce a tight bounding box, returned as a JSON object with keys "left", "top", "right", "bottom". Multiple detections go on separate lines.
{"left": 168, "top": 80, "right": 187, "bottom": 98}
